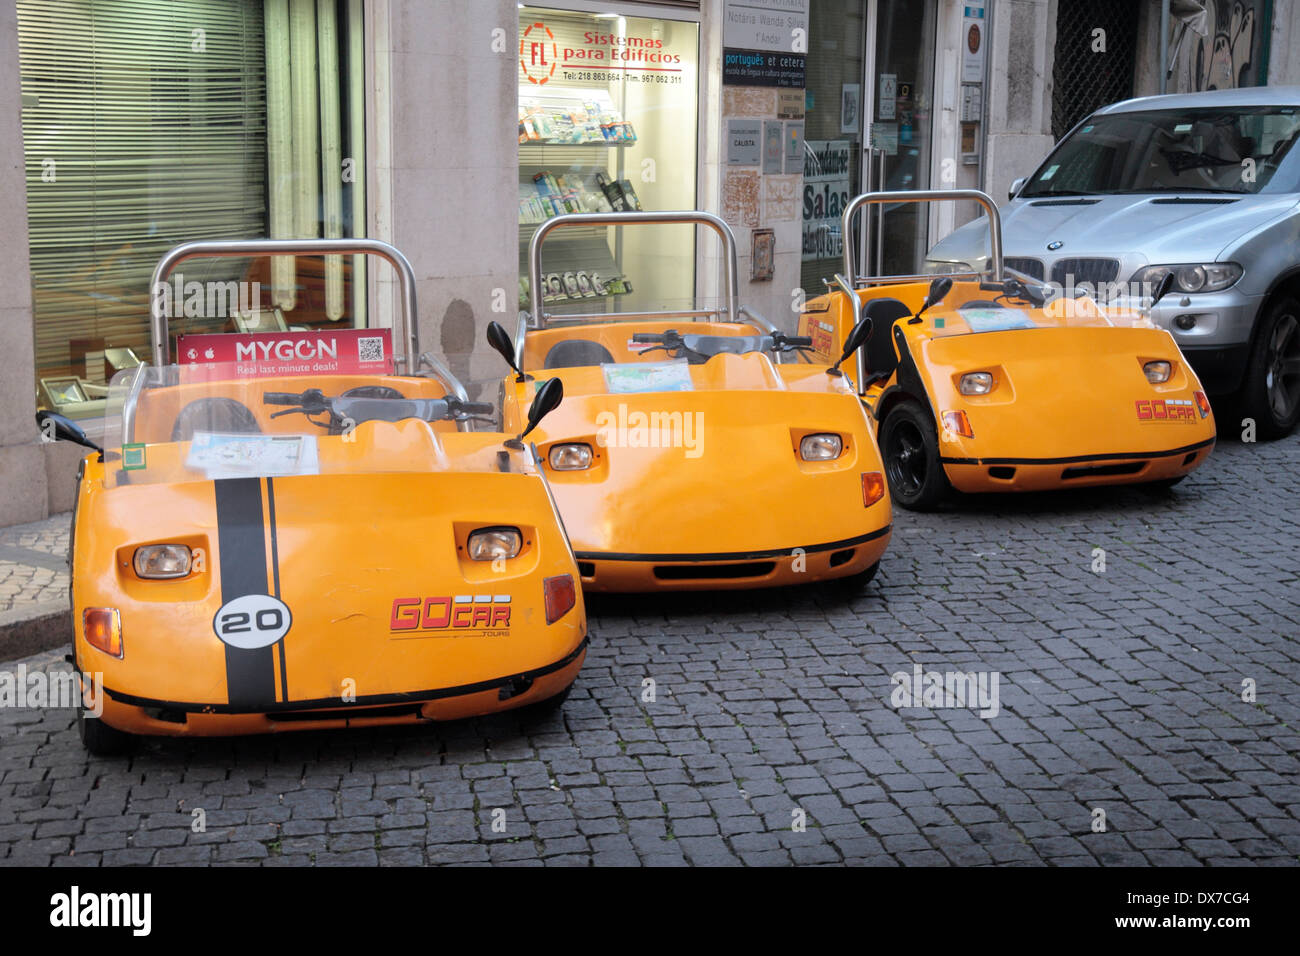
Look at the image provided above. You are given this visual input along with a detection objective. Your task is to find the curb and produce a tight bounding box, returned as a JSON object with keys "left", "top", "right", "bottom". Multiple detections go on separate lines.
{"left": 0, "top": 601, "right": 72, "bottom": 661}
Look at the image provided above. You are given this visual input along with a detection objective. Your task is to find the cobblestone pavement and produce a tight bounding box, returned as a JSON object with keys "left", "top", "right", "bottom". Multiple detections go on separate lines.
{"left": 0, "top": 516, "right": 69, "bottom": 614}
{"left": 1, "top": 434, "right": 1297, "bottom": 866}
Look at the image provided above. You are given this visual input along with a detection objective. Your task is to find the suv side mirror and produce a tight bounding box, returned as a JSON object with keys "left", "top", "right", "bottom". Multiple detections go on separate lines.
{"left": 1008, "top": 177, "right": 1027, "bottom": 201}
{"left": 35, "top": 410, "right": 102, "bottom": 454}
{"left": 1150, "top": 272, "right": 1175, "bottom": 307}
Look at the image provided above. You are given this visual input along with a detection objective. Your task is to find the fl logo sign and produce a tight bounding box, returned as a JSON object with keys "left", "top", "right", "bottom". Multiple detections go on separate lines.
{"left": 521, "top": 21, "right": 558, "bottom": 85}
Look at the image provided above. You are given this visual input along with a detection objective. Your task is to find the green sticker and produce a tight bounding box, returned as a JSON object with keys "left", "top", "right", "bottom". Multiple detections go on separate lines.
{"left": 122, "top": 443, "right": 146, "bottom": 470}
{"left": 934, "top": 317, "right": 945, "bottom": 329}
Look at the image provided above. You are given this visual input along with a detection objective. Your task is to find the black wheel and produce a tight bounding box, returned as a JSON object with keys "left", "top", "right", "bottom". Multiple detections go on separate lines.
{"left": 1237, "top": 296, "right": 1300, "bottom": 439}
{"left": 879, "top": 401, "right": 951, "bottom": 511}
{"left": 822, "top": 560, "right": 880, "bottom": 598}
{"left": 78, "top": 707, "right": 134, "bottom": 756}
{"left": 518, "top": 682, "right": 572, "bottom": 722}
{"left": 1140, "top": 476, "right": 1185, "bottom": 493}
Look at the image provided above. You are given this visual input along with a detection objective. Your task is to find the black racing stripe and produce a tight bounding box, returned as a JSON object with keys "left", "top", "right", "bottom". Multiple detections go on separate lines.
{"left": 214, "top": 477, "right": 276, "bottom": 708}
{"left": 573, "top": 526, "right": 892, "bottom": 563}
{"left": 266, "top": 477, "right": 288, "bottom": 704}
{"left": 103, "top": 635, "right": 591, "bottom": 715}
{"left": 940, "top": 436, "right": 1216, "bottom": 467}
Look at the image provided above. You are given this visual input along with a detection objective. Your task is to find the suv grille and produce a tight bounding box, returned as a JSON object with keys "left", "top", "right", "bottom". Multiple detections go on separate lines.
{"left": 1004, "top": 257, "right": 1045, "bottom": 280}
{"left": 1050, "top": 257, "right": 1119, "bottom": 287}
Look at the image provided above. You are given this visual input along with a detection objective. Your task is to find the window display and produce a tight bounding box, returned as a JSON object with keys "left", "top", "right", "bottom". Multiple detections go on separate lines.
{"left": 518, "top": 7, "right": 699, "bottom": 317}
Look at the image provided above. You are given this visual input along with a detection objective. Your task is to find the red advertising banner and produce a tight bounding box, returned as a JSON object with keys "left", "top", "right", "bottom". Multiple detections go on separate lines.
{"left": 176, "top": 329, "right": 394, "bottom": 379}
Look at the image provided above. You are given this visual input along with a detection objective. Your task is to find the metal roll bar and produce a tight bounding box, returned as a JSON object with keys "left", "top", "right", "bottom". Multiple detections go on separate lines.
{"left": 841, "top": 189, "right": 1003, "bottom": 284}
{"left": 527, "top": 211, "right": 741, "bottom": 329}
{"left": 148, "top": 238, "right": 422, "bottom": 374}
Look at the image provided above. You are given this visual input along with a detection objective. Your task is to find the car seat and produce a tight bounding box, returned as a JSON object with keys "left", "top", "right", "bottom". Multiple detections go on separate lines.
{"left": 170, "top": 398, "right": 262, "bottom": 441}
{"left": 543, "top": 340, "right": 616, "bottom": 369}
{"left": 862, "top": 298, "right": 912, "bottom": 378}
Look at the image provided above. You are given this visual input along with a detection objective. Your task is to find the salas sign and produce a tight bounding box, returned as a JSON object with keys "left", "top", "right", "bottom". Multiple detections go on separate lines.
{"left": 177, "top": 329, "right": 393, "bottom": 378}
{"left": 802, "top": 140, "right": 852, "bottom": 261}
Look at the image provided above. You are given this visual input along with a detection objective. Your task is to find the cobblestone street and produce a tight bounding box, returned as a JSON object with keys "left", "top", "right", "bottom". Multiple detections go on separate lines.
{"left": 1, "top": 434, "right": 1297, "bottom": 866}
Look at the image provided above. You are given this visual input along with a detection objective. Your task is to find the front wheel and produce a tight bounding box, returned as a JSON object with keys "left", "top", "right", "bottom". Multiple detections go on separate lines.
{"left": 78, "top": 707, "right": 134, "bottom": 756}
{"left": 1237, "top": 296, "right": 1300, "bottom": 439}
{"left": 879, "top": 401, "right": 952, "bottom": 511}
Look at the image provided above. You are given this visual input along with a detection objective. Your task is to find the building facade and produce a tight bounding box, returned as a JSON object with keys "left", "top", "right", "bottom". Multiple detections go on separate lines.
{"left": 1, "top": 0, "right": 1297, "bottom": 528}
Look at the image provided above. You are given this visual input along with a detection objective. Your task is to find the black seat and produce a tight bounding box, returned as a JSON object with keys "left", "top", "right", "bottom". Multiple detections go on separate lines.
{"left": 543, "top": 340, "right": 615, "bottom": 369}
{"left": 341, "top": 385, "right": 404, "bottom": 400}
{"left": 862, "top": 297, "right": 912, "bottom": 378}
{"left": 170, "top": 398, "right": 262, "bottom": 442}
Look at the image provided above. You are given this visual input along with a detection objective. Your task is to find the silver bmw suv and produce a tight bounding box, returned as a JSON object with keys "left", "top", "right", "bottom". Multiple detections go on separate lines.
{"left": 925, "top": 87, "right": 1300, "bottom": 439}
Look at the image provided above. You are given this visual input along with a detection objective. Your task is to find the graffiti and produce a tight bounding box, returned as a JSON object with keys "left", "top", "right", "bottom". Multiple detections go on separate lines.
{"left": 1188, "top": 0, "right": 1264, "bottom": 91}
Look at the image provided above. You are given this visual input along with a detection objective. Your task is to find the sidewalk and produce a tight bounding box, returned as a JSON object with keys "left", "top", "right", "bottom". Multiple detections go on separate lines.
{"left": 0, "top": 513, "right": 72, "bottom": 660}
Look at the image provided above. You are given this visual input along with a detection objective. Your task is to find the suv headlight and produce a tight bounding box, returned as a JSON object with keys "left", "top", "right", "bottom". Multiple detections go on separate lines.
{"left": 467, "top": 527, "right": 522, "bottom": 561}
{"left": 799, "top": 433, "right": 843, "bottom": 461}
{"left": 924, "top": 259, "right": 974, "bottom": 276}
{"left": 548, "top": 443, "right": 593, "bottom": 471}
{"left": 1131, "top": 263, "right": 1242, "bottom": 294}
{"left": 133, "top": 544, "right": 192, "bottom": 579}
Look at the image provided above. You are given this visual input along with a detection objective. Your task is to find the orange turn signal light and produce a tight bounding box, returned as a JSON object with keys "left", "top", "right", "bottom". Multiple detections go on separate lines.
{"left": 83, "top": 607, "right": 123, "bottom": 658}
{"left": 862, "top": 472, "right": 886, "bottom": 507}
{"left": 544, "top": 574, "right": 576, "bottom": 624}
{"left": 941, "top": 409, "right": 974, "bottom": 439}
{"left": 1194, "top": 390, "right": 1212, "bottom": 418}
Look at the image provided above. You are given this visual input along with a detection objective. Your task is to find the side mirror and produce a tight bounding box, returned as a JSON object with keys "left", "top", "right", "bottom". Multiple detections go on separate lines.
{"left": 487, "top": 321, "right": 524, "bottom": 382}
{"left": 520, "top": 377, "right": 563, "bottom": 442}
{"left": 829, "top": 315, "right": 873, "bottom": 376}
{"left": 1008, "top": 176, "right": 1027, "bottom": 201}
{"left": 35, "top": 410, "right": 103, "bottom": 454}
{"left": 1150, "top": 272, "right": 1175, "bottom": 308}
{"left": 909, "top": 276, "right": 953, "bottom": 324}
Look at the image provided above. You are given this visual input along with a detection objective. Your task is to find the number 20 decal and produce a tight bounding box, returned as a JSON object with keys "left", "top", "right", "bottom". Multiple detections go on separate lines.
{"left": 212, "top": 594, "right": 292, "bottom": 649}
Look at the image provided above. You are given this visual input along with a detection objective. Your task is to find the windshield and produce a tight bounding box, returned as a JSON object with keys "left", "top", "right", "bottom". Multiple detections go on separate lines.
{"left": 94, "top": 363, "right": 498, "bottom": 488}
{"left": 1021, "top": 106, "right": 1300, "bottom": 197}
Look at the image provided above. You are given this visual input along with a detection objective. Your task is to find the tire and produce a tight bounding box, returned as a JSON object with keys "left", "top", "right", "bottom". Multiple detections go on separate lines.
{"left": 78, "top": 707, "right": 134, "bottom": 756}
{"left": 518, "top": 682, "right": 572, "bottom": 722}
{"left": 1140, "top": 476, "right": 1185, "bottom": 492}
{"left": 1236, "top": 296, "right": 1300, "bottom": 439}
{"left": 823, "top": 560, "right": 880, "bottom": 598}
{"left": 879, "top": 401, "right": 952, "bottom": 511}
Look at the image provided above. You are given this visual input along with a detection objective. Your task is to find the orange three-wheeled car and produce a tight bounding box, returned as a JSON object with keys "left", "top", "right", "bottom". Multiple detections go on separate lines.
{"left": 41, "top": 239, "right": 586, "bottom": 753}
{"left": 798, "top": 190, "right": 1217, "bottom": 510}
{"left": 489, "top": 211, "right": 893, "bottom": 593}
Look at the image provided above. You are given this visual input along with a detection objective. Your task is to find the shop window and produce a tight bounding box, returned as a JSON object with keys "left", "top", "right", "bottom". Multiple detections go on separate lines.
{"left": 517, "top": 6, "right": 699, "bottom": 320}
{"left": 18, "top": 0, "right": 366, "bottom": 423}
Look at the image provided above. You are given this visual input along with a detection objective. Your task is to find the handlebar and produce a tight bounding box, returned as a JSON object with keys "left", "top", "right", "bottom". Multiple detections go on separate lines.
{"left": 262, "top": 391, "right": 303, "bottom": 406}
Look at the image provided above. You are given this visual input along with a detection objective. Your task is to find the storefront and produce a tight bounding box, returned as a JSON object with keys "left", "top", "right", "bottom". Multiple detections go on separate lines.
{"left": 517, "top": 3, "right": 702, "bottom": 318}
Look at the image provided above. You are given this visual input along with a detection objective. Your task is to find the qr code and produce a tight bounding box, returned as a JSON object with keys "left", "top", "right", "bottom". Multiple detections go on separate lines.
{"left": 356, "top": 336, "right": 385, "bottom": 363}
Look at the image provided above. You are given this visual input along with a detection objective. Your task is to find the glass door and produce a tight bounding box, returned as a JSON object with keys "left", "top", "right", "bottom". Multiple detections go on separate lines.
{"left": 802, "top": 0, "right": 936, "bottom": 292}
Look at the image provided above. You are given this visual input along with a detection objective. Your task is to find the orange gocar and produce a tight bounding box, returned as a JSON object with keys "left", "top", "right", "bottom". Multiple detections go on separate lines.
{"left": 40, "top": 239, "right": 585, "bottom": 754}
{"left": 798, "top": 190, "right": 1217, "bottom": 510}
{"left": 489, "top": 211, "right": 892, "bottom": 593}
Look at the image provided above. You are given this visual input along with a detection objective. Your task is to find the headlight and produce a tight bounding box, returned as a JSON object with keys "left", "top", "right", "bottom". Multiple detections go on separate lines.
{"left": 467, "top": 527, "right": 522, "bottom": 561}
{"left": 548, "top": 443, "right": 593, "bottom": 471}
{"left": 800, "top": 433, "right": 843, "bottom": 461}
{"left": 959, "top": 372, "right": 993, "bottom": 395}
{"left": 924, "top": 259, "right": 974, "bottom": 275}
{"left": 133, "top": 544, "right": 192, "bottom": 579}
{"left": 1131, "top": 263, "right": 1242, "bottom": 294}
{"left": 1143, "top": 360, "right": 1172, "bottom": 384}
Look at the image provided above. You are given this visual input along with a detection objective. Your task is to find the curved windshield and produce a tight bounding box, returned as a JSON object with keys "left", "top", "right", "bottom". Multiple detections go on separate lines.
{"left": 1021, "top": 106, "right": 1300, "bottom": 197}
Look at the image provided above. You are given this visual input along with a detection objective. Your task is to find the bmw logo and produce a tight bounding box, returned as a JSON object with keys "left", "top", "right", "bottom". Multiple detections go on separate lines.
{"left": 1047, "top": 240, "right": 1064, "bottom": 251}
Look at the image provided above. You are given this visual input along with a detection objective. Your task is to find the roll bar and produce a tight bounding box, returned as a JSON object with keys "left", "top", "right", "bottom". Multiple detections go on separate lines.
{"left": 148, "top": 238, "right": 422, "bottom": 374}
{"left": 527, "top": 211, "right": 741, "bottom": 328}
{"left": 841, "top": 189, "right": 1003, "bottom": 285}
